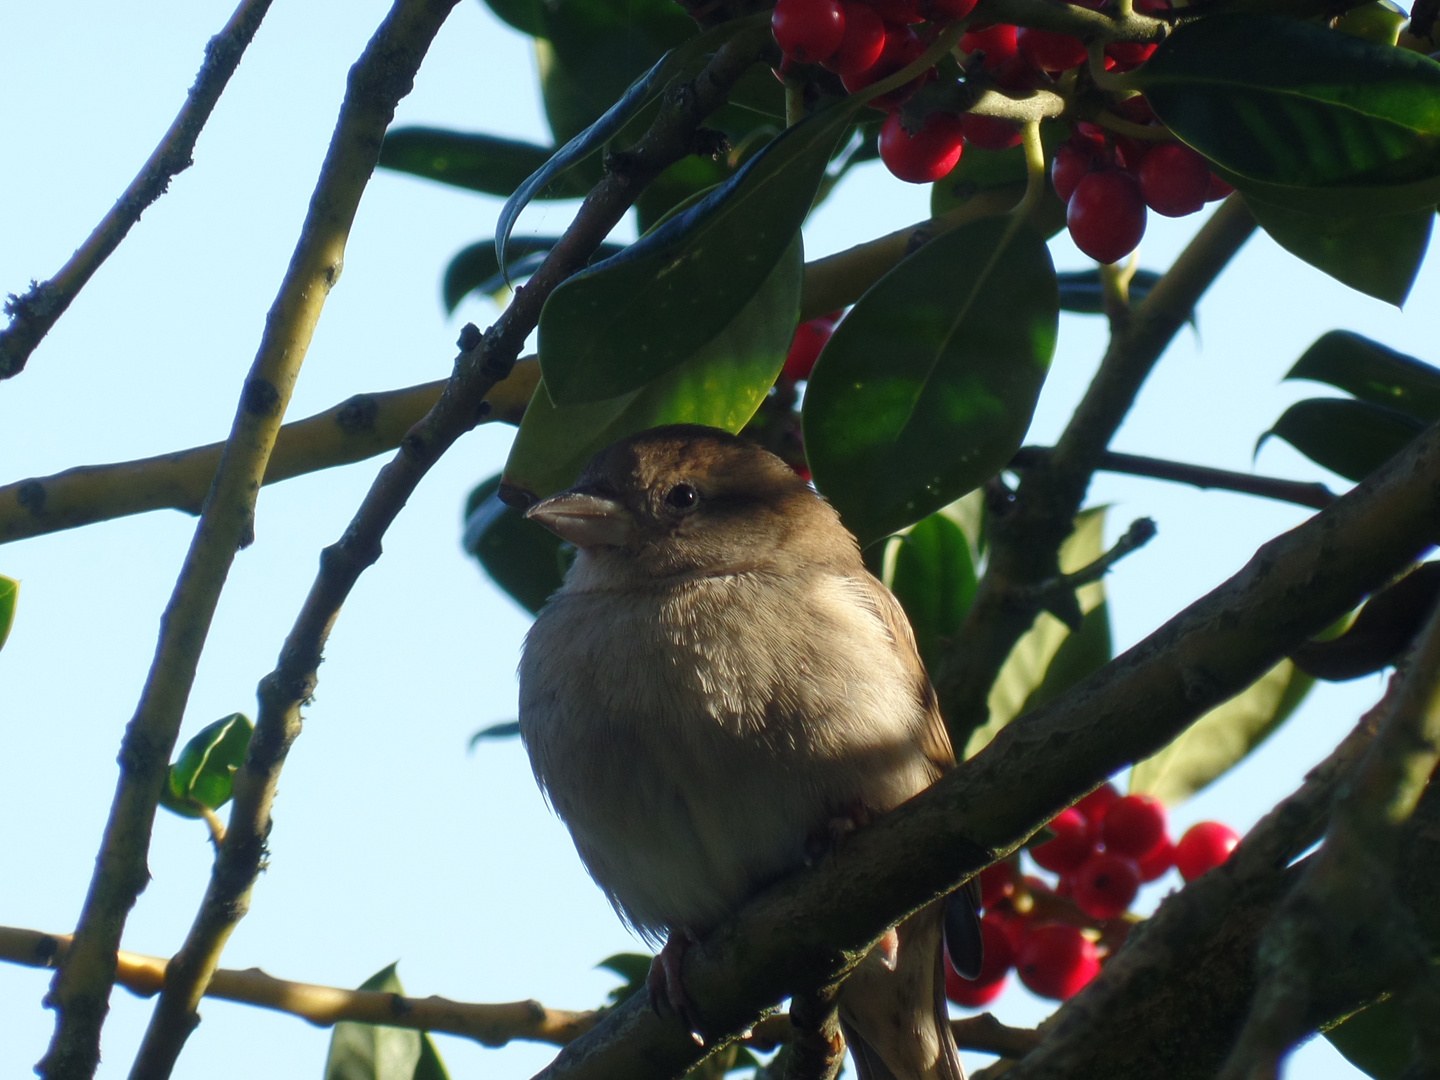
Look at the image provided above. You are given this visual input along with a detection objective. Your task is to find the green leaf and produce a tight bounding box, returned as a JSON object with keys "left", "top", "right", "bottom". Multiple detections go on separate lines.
{"left": 468, "top": 720, "right": 522, "bottom": 750}
{"left": 1324, "top": 996, "right": 1414, "bottom": 1080}
{"left": 1055, "top": 269, "right": 1164, "bottom": 314}
{"left": 597, "top": 952, "right": 653, "bottom": 1005}
{"left": 1286, "top": 330, "right": 1440, "bottom": 420}
{"left": 157, "top": 713, "right": 253, "bottom": 819}
{"left": 0, "top": 575, "right": 16, "bottom": 652}
{"left": 930, "top": 122, "right": 1068, "bottom": 238}
{"left": 378, "top": 129, "right": 588, "bottom": 199}
{"left": 885, "top": 511, "right": 978, "bottom": 673}
{"left": 803, "top": 216, "right": 1058, "bottom": 546}
{"left": 1334, "top": 0, "right": 1408, "bottom": 47}
{"left": 1133, "top": 15, "right": 1440, "bottom": 188}
{"left": 1129, "top": 660, "right": 1312, "bottom": 805}
{"left": 503, "top": 235, "right": 802, "bottom": 499}
{"left": 1293, "top": 562, "right": 1440, "bottom": 681}
{"left": 1020, "top": 599, "right": 1113, "bottom": 715}
{"left": 1242, "top": 195, "right": 1433, "bottom": 305}
{"left": 964, "top": 510, "right": 1108, "bottom": 758}
{"left": 324, "top": 964, "right": 450, "bottom": 1080}
{"left": 538, "top": 101, "right": 852, "bottom": 405}
{"left": 463, "top": 475, "right": 571, "bottom": 613}
{"left": 479, "top": 0, "right": 543, "bottom": 37}
{"left": 443, "top": 239, "right": 626, "bottom": 313}
{"left": 1262, "top": 397, "right": 1424, "bottom": 481}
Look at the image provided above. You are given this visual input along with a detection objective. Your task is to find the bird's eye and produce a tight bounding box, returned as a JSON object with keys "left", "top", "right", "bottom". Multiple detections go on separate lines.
{"left": 664, "top": 483, "right": 699, "bottom": 511}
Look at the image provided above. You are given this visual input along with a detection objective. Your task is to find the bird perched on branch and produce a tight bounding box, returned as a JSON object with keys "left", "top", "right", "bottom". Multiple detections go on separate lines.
{"left": 517, "top": 424, "right": 979, "bottom": 1080}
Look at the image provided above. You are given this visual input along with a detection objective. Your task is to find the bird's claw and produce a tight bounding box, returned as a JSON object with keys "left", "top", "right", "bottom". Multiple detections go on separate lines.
{"left": 648, "top": 933, "right": 705, "bottom": 1043}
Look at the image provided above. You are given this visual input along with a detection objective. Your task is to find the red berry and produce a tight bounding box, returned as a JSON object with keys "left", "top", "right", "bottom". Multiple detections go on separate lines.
{"left": 1071, "top": 851, "right": 1141, "bottom": 919}
{"left": 822, "top": 2, "right": 887, "bottom": 75}
{"left": 1051, "top": 139, "right": 1101, "bottom": 203}
{"left": 960, "top": 112, "right": 1022, "bottom": 151}
{"left": 772, "top": 0, "right": 846, "bottom": 64}
{"left": 1030, "top": 808, "right": 1095, "bottom": 874}
{"left": 1174, "top": 821, "right": 1240, "bottom": 881}
{"left": 879, "top": 111, "right": 965, "bottom": 183}
{"left": 1138, "top": 143, "right": 1211, "bottom": 217}
{"left": 1105, "top": 40, "right": 1156, "bottom": 67}
{"left": 782, "top": 317, "right": 834, "bottom": 381}
{"left": 1067, "top": 169, "right": 1146, "bottom": 264}
{"left": 946, "top": 963, "right": 1006, "bottom": 1006}
{"left": 1074, "top": 782, "right": 1121, "bottom": 825}
{"left": 1017, "top": 26, "right": 1087, "bottom": 72}
{"left": 959, "top": 23, "right": 1018, "bottom": 68}
{"left": 1206, "top": 172, "right": 1235, "bottom": 201}
{"left": 1016, "top": 923, "right": 1100, "bottom": 1000}
{"left": 1101, "top": 794, "right": 1167, "bottom": 859}
{"left": 920, "top": 0, "right": 979, "bottom": 22}
{"left": 978, "top": 861, "right": 1017, "bottom": 910}
{"left": 841, "top": 25, "right": 929, "bottom": 110}
{"left": 944, "top": 916, "right": 1017, "bottom": 1006}
{"left": 1136, "top": 837, "right": 1175, "bottom": 882}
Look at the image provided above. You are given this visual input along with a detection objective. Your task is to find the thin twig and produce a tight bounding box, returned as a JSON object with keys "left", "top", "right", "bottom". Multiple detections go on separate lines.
{"left": 521, "top": 421, "right": 1440, "bottom": 1080}
{"left": 1218, "top": 601, "right": 1440, "bottom": 1080}
{"left": 37, "top": 5, "right": 462, "bottom": 1080}
{"left": 0, "top": 360, "right": 538, "bottom": 545}
{"left": 1, "top": 927, "right": 597, "bottom": 1048}
{"left": 0, "top": 0, "right": 274, "bottom": 380}
{"left": 1010, "top": 516, "right": 1156, "bottom": 627}
{"left": 1011, "top": 447, "right": 1338, "bottom": 511}
{"left": 934, "top": 196, "right": 1257, "bottom": 750}
{"left": 135, "top": 21, "right": 773, "bottom": 1080}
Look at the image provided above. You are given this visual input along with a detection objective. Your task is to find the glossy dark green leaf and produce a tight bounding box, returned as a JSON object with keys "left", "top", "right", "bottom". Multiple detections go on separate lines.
{"left": 462, "top": 475, "right": 569, "bottom": 613}
{"left": 1324, "top": 997, "right": 1413, "bottom": 1080}
{"left": 1263, "top": 397, "right": 1424, "bottom": 481}
{"left": 1244, "top": 195, "right": 1433, "bottom": 305}
{"left": 886, "top": 511, "right": 977, "bottom": 673}
{"left": 538, "top": 102, "right": 851, "bottom": 405}
{"left": 1054, "top": 269, "right": 1164, "bottom": 314}
{"left": 158, "top": 713, "right": 253, "bottom": 819}
{"left": 1286, "top": 330, "right": 1440, "bottom": 420}
{"left": 324, "top": 964, "right": 450, "bottom": 1080}
{"left": 443, "top": 239, "right": 625, "bottom": 312}
{"left": 1293, "top": 562, "right": 1440, "bottom": 681}
{"left": 504, "top": 236, "right": 802, "bottom": 498}
{"left": 803, "top": 216, "right": 1058, "bottom": 546}
{"left": 1130, "top": 660, "right": 1312, "bottom": 805}
{"left": 964, "top": 510, "right": 1106, "bottom": 758}
{"left": 378, "top": 129, "right": 587, "bottom": 199}
{"left": 479, "top": 0, "right": 543, "bottom": 37}
{"left": 0, "top": 575, "right": 16, "bottom": 652}
{"left": 929, "top": 122, "right": 1068, "bottom": 238}
{"left": 1134, "top": 15, "right": 1440, "bottom": 188}
{"left": 468, "top": 720, "right": 522, "bottom": 750}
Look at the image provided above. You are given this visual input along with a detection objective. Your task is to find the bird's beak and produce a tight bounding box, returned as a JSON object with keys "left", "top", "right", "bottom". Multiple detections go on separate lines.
{"left": 525, "top": 491, "right": 636, "bottom": 548}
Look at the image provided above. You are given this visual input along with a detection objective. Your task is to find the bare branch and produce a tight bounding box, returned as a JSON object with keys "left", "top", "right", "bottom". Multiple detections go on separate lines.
{"left": 0, "top": 360, "right": 538, "bottom": 545}
{"left": 0, "top": 0, "right": 274, "bottom": 380}
{"left": 133, "top": 20, "right": 774, "bottom": 1080}
{"left": 37, "top": 4, "right": 462, "bottom": 1079}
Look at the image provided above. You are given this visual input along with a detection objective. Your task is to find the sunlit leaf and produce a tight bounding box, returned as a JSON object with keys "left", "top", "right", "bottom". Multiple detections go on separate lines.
{"left": 1129, "top": 660, "right": 1312, "bottom": 805}
{"left": 1286, "top": 330, "right": 1440, "bottom": 420}
{"left": 1262, "top": 397, "right": 1424, "bottom": 481}
{"left": 1243, "top": 196, "right": 1432, "bottom": 305}
{"left": 503, "top": 236, "right": 802, "bottom": 499}
{"left": 378, "top": 129, "right": 586, "bottom": 199}
{"left": 0, "top": 575, "right": 16, "bottom": 652}
{"left": 462, "top": 475, "right": 570, "bottom": 613}
{"left": 965, "top": 510, "right": 1108, "bottom": 758}
{"left": 324, "top": 964, "right": 450, "bottom": 1080}
{"left": 1334, "top": 0, "right": 1408, "bottom": 46}
{"left": 1324, "top": 996, "right": 1413, "bottom": 1080}
{"left": 157, "top": 713, "right": 253, "bottom": 819}
{"left": 803, "top": 217, "right": 1058, "bottom": 546}
{"left": 1134, "top": 16, "right": 1440, "bottom": 188}
{"left": 539, "top": 103, "right": 850, "bottom": 405}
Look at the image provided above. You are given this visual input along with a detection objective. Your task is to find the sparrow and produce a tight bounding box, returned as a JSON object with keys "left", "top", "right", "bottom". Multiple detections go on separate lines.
{"left": 516, "top": 424, "right": 980, "bottom": 1080}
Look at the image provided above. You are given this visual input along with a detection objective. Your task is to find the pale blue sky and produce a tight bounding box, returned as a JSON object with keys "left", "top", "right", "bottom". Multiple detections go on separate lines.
{"left": 2, "top": 2, "right": 1434, "bottom": 1077}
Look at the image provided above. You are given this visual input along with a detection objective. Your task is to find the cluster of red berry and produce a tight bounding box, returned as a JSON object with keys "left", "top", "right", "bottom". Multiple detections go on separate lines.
{"left": 944, "top": 782, "right": 1241, "bottom": 1007}
{"left": 1052, "top": 102, "right": 1233, "bottom": 263}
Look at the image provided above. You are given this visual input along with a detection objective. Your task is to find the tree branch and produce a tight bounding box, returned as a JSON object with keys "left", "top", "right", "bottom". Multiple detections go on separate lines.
{"left": 38, "top": 4, "right": 462, "bottom": 1079}
{"left": 520, "top": 420, "right": 1440, "bottom": 1080}
{"left": 934, "top": 195, "right": 1257, "bottom": 750}
{"left": 1012, "top": 447, "right": 1339, "bottom": 511}
{"left": 0, "top": 360, "right": 538, "bottom": 545}
{"left": 0, "top": 0, "right": 274, "bottom": 380}
{"left": 130, "top": 21, "right": 774, "bottom": 1080}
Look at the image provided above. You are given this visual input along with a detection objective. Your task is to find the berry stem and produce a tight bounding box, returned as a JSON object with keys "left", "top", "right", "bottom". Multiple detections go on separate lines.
{"left": 856, "top": 19, "right": 970, "bottom": 107}
{"left": 784, "top": 77, "right": 807, "bottom": 128}
{"left": 1091, "top": 111, "right": 1172, "bottom": 140}
{"left": 1086, "top": 42, "right": 1137, "bottom": 94}
{"left": 1012, "top": 120, "right": 1048, "bottom": 224}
